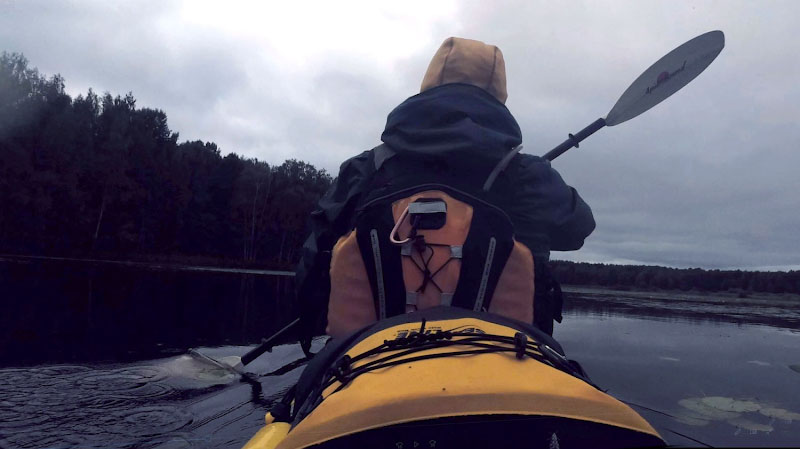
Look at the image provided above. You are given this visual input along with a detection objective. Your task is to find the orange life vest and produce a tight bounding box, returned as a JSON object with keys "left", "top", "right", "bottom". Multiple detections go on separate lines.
{"left": 327, "top": 185, "right": 534, "bottom": 337}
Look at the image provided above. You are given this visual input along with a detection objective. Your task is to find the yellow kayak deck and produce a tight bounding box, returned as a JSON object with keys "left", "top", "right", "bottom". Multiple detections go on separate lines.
{"left": 244, "top": 310, "right": 664, "bottom": 449}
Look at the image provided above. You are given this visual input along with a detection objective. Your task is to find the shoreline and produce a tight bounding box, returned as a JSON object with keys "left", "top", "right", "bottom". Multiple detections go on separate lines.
{"left": 0, "top": 254, "right": 295, "bottom": 276}
{"left": 562, "top": 285, "right": 800, "bottom": 306}
{"left": 1, "top": 254, "right": 797, "bottom": 302}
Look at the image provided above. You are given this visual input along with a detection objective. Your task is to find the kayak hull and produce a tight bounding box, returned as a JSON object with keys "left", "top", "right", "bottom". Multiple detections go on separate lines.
{"left": 242, "top": 423, "right": 290, "bottom": 449}
{"left": 244, "top": 308, "right": 665, "bottom": 449}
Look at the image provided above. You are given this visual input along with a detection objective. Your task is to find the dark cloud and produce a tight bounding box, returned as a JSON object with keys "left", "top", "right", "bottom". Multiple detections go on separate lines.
{"left": 2, "top": 0, "right": 798, "bottom": 269}
{"left": 447, "top": 1, "right": 800, "bottom": 270}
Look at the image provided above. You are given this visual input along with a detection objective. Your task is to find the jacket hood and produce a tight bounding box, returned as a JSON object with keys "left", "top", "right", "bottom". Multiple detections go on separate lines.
{"left": 380, "top": 83, "right": 522, "bottom": 164}
{"left": 420, "top": 37, "right": 508, "bottom": 104}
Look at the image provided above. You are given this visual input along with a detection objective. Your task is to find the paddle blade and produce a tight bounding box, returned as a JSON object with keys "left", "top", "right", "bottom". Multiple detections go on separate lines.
{"left": 605, "top": 30, "right": 725, "bottom": 126}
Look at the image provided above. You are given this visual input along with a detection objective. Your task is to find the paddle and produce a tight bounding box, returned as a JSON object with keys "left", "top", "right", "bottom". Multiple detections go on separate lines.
{"left": 543, "top": 30, "right": 725, "bottom": 161}
{"left": 239, "top": 318, "right": 301, "bottom": 366}
{"left": 189, "top": 317, "right": 302, "bottom": 376}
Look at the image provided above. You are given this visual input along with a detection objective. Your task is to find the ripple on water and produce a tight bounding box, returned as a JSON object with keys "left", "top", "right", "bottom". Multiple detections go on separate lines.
{"left": 0, "top": 368, "right": 45, "bottom": 390}
{"left": 76, "top": 366, "right": 169, "bottom": 391}
{"left": 69, "top": 366, "right": 177, "bottom": 402}
{"left": 0, "top": 364, "right": 186, "bottom": 448}
{"left": 79, "top": 396, "right": 134, "bottom": 410}
{"left": 31, "top": 365, "right": 94, "bottom": 377}
{"left": 148, "top": 434, "right": 198, "bottom": 449}
{"left": 1, "top": 433, "right": 72, "bottom": 449}
{"left": 112, "top": 405, "right": 194, "bottom": 437}
{"left": 0, "top": 410, "right": 52, "bottom": 430}
{"left": 0, "top": 388, "right": 33, "bottom": 405}
{"left": 111, "top": 381, "right": 177, "bottom": 400}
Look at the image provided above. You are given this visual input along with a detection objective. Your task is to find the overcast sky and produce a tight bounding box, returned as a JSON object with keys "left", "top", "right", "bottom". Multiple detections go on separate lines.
{"left": 2, "top": 0, "right": 798, "bottom": 270}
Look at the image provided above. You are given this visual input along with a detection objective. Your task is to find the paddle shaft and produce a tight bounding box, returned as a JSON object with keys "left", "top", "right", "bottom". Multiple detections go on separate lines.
{"left": 543, "top": 118, "right": 607, "bottom": 161}
{"left": 241, "top": 318, "right": 301, "bottom": 366}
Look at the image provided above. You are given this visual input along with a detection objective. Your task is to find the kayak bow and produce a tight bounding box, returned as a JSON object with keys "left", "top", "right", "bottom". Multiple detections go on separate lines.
{"left": 243, "top": 308, "right": 664, "bottom": 449}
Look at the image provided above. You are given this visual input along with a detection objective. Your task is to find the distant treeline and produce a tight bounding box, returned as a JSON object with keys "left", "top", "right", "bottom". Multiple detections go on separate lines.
{"left": 0, "top": 52, "right": 331, "bottom": 266}
{"left": 551, "top": 260, "right": 799, "bottom": 295}
{"left": 2, "top": 53, "right": 797, "bottom": 294}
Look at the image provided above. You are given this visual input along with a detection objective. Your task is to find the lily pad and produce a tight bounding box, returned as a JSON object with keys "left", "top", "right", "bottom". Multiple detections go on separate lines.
{"left": 701, "top": 396, "right": 761, "bottom": 413}
{"left": 759, "top": 407, "right": 800, "bottom": 422}
{"left": 678, "top": 398, "right": 740, "bottom": 420}
{"left": 727, "top": 417, "right": 773, "bottom": 433}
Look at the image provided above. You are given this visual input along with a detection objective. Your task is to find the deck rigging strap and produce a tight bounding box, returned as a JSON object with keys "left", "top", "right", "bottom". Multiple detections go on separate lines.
{"left": 321, "top": 320, "right": 596, "bottom": 395}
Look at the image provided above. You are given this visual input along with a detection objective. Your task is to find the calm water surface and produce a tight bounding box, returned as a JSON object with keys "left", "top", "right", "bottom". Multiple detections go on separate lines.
{"left": 1, "top": 260, "right": 799, "bottom": 448}
{"left": 557, "top": 313, "right": 800, "bottom": 447}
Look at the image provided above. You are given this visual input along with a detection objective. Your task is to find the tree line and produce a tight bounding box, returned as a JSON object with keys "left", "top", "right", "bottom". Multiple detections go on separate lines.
{"left": 0, "top": 52, "right": 331, "bottom": 267}
{"left": 1, "top": 52, "right": 797, "bottom": 294}
{"left": 551, "top": 260, "right": 799, "bottom": 295}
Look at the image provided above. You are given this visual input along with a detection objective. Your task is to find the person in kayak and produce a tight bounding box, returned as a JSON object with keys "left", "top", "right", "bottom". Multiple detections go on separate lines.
{"left": 296, "top": 37, "right": 594, "bottom": 348}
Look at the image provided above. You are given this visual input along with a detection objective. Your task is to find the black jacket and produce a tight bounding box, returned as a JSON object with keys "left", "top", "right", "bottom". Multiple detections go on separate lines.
{"left": 296, "top": 84, "right": 594, "bottom": 337}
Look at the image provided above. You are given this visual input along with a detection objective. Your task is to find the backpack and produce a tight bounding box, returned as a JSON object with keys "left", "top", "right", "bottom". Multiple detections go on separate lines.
{"left": 325, "top": 144, "right": 538, "bottom": 337}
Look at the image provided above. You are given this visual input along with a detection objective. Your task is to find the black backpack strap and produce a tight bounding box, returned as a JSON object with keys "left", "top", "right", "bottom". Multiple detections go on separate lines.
{"left": 373, "top": 143, "right": 396, "bottom": 170}
{"left": 451, "top": 202, "right": 514, "bottom": 312}
{"left": 533, "top": 262, "right": 564, "bottom": 336}
{"left": 355, "top": 205, "right": 406, "bottom": 320}
{"left": 483, "top": 144, "right": 523, "bottom": 192}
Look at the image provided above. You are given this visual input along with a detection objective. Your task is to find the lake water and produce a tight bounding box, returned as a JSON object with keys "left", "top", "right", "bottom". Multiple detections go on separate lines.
{"left": 0, "top": 256, "right": 297, "bottom": 365}
{"left": 1, "top": 259, "right": 799, "bottom": 448}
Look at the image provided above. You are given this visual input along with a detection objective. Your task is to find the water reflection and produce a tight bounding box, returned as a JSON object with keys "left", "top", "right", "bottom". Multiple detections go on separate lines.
{"left": 3, "top": 315, "right": 798, "bottom": 448}
{"left": 0, "top": 258, "right": 296, "bottom": 366}
{"left": 0, "top": 342, "right": 315, "bottom": 449}
{"left": 565, "top": 288, "right": 800, "bottom": 329}
{"left": 556, "top": 313, "right": 800, "bottom": 447}
{"left": 0, "top": 364, "right": 185, "bottom": 448}
{"left": 2, "top": 260, "right": 800, "bottom": 447}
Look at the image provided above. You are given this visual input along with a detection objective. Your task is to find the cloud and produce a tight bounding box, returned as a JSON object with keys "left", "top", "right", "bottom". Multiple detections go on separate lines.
{"left": 0, "top": 0, "right": 455, "bottom": 165}
{"left": 2, "top": 0, "right": 799, "bottom": 269}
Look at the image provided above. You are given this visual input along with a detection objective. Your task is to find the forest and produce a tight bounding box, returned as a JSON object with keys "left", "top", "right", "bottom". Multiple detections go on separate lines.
{"left": 550, "top": 260, "right": 800, "bottom": 295}
{"left": 1, "top": 52, "right": 797, "bottom": 293}
{"left": 0, "top": 52, "right": 331, "bottom": 267}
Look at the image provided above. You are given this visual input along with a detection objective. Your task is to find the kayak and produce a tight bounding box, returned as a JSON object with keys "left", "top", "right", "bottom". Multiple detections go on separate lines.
{"left": 243, "top": 307, "right": 665, "bottom": 449}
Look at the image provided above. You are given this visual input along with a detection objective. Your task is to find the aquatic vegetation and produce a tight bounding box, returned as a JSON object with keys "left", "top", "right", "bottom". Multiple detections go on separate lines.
{"left": 678, "top": 398, "right": 740, "bottom": 420}
{"left": 759, "top": 407, "right": 800, "bottom": 422}
{"left": 701, "top": 396, "right": 760, "bottom": 413}
{"left": 677, "top": 396, "right": 799, "bottom": 434}
{"left": 727, "top": 417, "right": 773, "bottom": 433}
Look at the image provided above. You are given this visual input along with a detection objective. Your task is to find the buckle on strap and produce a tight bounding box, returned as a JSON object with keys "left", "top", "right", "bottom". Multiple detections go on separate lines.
{"left": 409, "top": 198, "right": 446, "bottom": 230}
{"left": 514, "top": 332, "right": 527, "bottom": 360}
{"left": 450, "top": 245, "right": 463, "bottom": 259}
{"left": 440, "top": 293, "right": 454, "bottom": 306}
{"left": 408, "top": 200, "right": 446, "bottom": 215}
